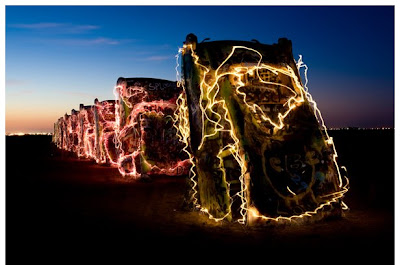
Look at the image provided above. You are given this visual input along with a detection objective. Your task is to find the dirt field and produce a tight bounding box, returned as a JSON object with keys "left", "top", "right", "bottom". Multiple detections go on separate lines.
{"left": 6, "top": 130, "right": 394, "bottom": 264}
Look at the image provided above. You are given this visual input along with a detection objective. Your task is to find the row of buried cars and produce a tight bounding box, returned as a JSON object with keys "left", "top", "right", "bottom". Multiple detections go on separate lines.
{"left": 53, "top": 77, "right": 191, "bottom": 179}
{"left": 53, "top": 34, "right": 348, "bottom": 224}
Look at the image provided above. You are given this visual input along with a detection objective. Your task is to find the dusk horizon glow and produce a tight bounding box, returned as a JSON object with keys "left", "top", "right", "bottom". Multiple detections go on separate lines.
{"left": 5, "top": 5, "right": 394, "bottom": 133}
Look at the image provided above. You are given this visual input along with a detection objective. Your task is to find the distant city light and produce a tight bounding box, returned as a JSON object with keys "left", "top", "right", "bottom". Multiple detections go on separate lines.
{"left": 6, "top": 132, "right": 53, "bottom": 136}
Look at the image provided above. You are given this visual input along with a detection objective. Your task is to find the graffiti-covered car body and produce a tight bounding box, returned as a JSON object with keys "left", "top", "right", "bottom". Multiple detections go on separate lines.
{"left": 179, "top": 33, "right": 348, "bottom": 224}
{"left": 78, "top": 104, "right": 96, "bottom": 159}
{"left": 94, "top": 99, "right": 117, "bottom": 164}
{"left": 114, "top": 77, "right": 191, "bottom": 178}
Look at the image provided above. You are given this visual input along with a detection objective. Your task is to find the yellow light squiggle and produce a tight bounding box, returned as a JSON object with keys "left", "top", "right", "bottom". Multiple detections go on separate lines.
{"left": 177, "top": 42, "right": 349, "bottom": 224}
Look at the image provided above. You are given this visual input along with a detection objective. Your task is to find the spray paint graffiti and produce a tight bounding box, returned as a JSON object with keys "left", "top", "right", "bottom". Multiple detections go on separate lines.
{"left": 53, "top": 78, "right": 191, "bottom": 179}
{"left": 113, "top": 77, "right": 191, "bottom": 178}
{"left": 52, "top": 35, "right": 348, "bottom": 225}
{"left": 177, "top": 34, "right": 348, "bottom": 224}
{"left": 77, "top": 104, "right": 96, "bottom": 159}
{"left": 94, "top": 99, "right": 117, "bottom": 164}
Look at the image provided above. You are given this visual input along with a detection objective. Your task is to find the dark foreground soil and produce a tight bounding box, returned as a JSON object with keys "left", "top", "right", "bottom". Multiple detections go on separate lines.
{"left": 6, "top": 130, "right": 394, "bottom": 264}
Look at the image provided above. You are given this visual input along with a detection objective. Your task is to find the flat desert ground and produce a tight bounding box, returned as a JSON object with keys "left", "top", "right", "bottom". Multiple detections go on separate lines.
{"left": 6, "top": 129, "right": 394, "bottom": 264}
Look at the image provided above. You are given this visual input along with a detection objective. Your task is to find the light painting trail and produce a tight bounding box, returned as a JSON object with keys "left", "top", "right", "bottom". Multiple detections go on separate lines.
{"left": 94, "top": 99, "right": 117, "bottom": 164}
{"left": 112, "top": 77, "right": 191, "bottom": 178}
{"left": 78, "top": 104, "right": 96, "bottom": 159}
{"left": 177, "top": 34, "right": 349, "bottom": 224}
{"left": 53, "top": 78, "right": 191, "bottom": 180}
{"left": 52, "top": 33, "right": 349, "bottom": 226}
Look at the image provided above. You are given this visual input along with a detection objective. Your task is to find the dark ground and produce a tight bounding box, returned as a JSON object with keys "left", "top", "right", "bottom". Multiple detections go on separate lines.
{"left": 6, "top": 129, "right": 394, "bottom": 264}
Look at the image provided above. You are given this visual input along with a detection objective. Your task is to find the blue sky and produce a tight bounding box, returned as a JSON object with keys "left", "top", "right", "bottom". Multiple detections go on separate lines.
{"left": 5, "top": 5, "right": 394, "bottom": 133}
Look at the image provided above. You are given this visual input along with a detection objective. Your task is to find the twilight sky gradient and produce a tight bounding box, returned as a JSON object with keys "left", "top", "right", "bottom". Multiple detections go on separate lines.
{"left": 5, "top": 5, "right": 394, "bottom": 133}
